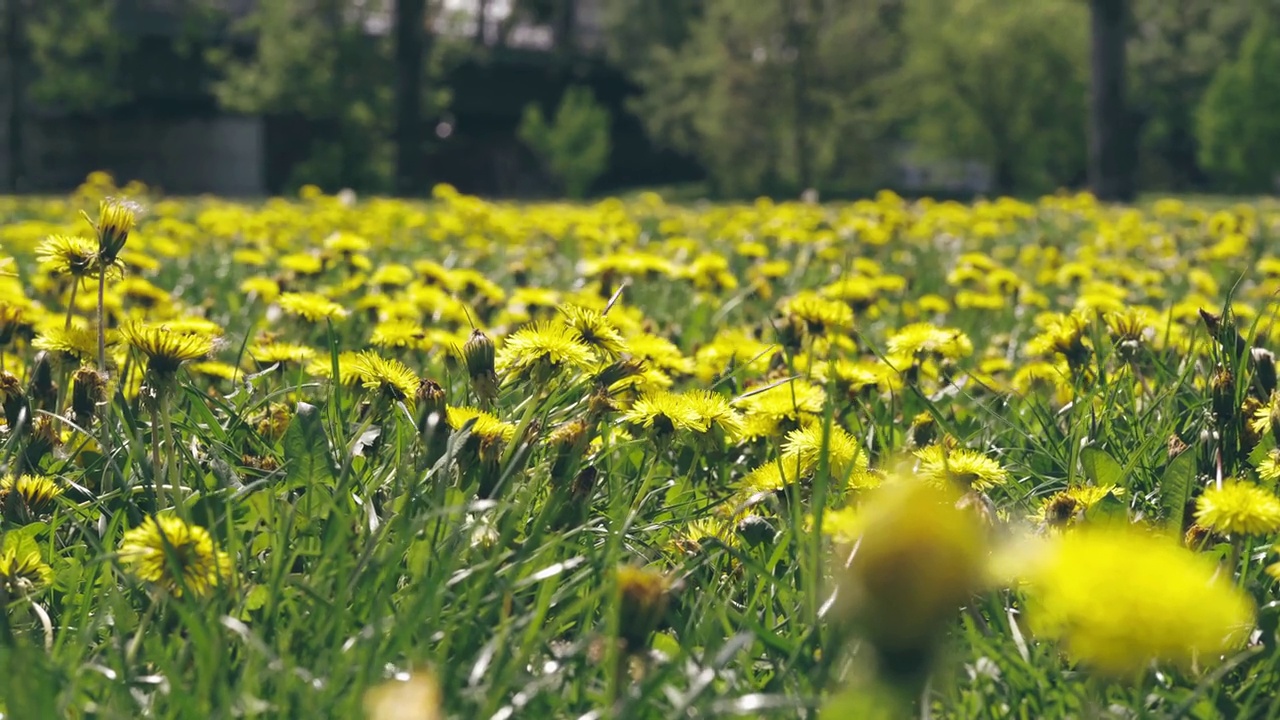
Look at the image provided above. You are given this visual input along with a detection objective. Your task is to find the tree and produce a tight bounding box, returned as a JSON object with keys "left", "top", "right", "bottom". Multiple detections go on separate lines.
{"left": 616, "top": 0, "right": 904, "bottom": 197}
{"left": 211, "top": 0, "right": 454, "bottom": 193}
{"left": 395, "top": 0, "right": 428, "bottom": 195}
{"left": 1088, "top": 0, "right": 1134, "bottom": 201}
{"left": 1129, "top": 0, "right": 1252, "bottom": 190}
{"left": 518, "top": 85, "right": 611, "bottom": 198}
{"left": 896, "top": 0, "right": 1087, "bottom": 195}
{"left": 2, "top": 0, "right": 131, "bottom": 191}
{"left": 1196, "top": 7, "right": 1280, "bottom": 192}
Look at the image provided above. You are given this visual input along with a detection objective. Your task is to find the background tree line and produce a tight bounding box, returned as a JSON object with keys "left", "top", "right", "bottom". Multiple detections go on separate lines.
{"left": 1, "top": 0, "right": 1279, "bottom": 199}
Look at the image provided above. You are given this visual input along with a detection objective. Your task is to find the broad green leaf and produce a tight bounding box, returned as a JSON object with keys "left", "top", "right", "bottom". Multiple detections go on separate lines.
{"left": 1160, "top": 449, "right": 1198, "bottom": 532}
{"left": 282, "top": 401, "right": 336, "bottom": 491}
{"left": 1079, "top": 446, "right": 1124, "bottom": 487}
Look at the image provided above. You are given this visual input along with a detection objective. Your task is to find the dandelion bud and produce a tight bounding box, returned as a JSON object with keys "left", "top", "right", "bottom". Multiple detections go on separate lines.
{"left": 0, "top": 549, "right": 53, "bottom": 598}
{"left": 0, "top": 370, "right": 29, "bottom": 430}
{"left": 737, "top": 514, "right": 776, "bottom": 547}
{"left": 594, "top": 358, "right": 646, "bottom": 390}
{"left": 70, "top": 366, "right": 108, "bottom": 425}
{"left": 615, "top": 564, "right": 672, "bottom": 652}
{"left": 92, "top": 198, "right": 137, "bottom": 264}
{"left": 0, "top": 304, "right": 23, "bottom": 347}
{"left": 1210, "top": 366, "right": 1236, "bottom": 423}
{"left": 835, "top": 480, "right": 986, "bottom": 689}
{"left": 905, "top": 412, "right": 937, "bottom": 449}
{"left": 1254, "top": 348, "right": 1277, "bottom": 396}
{"left": 27, "top": 351, "right": 57, "bottom": 411}
{"left": 415, "top": 378, "right": 446, "bottom": 416}
{"left": 462, "top": 329, "right": 498, "bottom": 404}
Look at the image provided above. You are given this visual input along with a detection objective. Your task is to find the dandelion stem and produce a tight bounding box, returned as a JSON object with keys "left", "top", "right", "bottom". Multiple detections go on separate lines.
{"left": 97, "top": 268, "right": 107, "bottom": 373}
{"left": 65, "top": 280, "right": 79, "bottom": 330}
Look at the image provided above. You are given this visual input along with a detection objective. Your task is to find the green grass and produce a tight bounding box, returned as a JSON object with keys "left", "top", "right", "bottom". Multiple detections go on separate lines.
{"left": 2, "top": 186, "right": 1280, "bottom": 718}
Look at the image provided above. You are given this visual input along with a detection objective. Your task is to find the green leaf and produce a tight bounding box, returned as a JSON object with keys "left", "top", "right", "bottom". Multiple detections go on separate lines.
{"left": 1079, "top": 446, "right": 1124, "bottom": 487}
{"left": 1160, "top": 449, "right": 1198, "bottom": 532}
{"left": 1250, "top": 432, "right": 1276, "bottom": 470}
{"left": 1082, "top": 490, "right": 1128, "bottom": 527}
{"left": 282, "top": 402, "right": 336, "bottom": 491}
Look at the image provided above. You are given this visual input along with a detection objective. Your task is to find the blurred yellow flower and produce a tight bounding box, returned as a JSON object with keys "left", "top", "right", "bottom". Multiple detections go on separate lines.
{"left": 1023, "top": 528, "right": 1253, "bottom": 676}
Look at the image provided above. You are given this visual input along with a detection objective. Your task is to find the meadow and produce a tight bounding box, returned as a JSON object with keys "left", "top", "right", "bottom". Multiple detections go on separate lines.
{"left": 1, "top": 173, "right": 1279, "bottom": 718}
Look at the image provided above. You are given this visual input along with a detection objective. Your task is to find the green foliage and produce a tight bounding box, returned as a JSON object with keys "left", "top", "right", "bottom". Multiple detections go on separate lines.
{"left": 208, "top": 0, "right": 454, "bottom": 193}
{"left": 1196, "top": 8, "right": 1280, "bottom": 192}
{"left": 1129, "top": 0, "right": 1253, "bottom": 190}
{"left": 619, "top": 0, "right": 904, "bottom": 197}
{"left": 22, "top": 0, "right": 131, "bottom": 111}
{"left": 518, "top": 85, "right": 612, "bottom": 199}
{"left": 895, "top": 0, "right": 1087, "bottom": 195}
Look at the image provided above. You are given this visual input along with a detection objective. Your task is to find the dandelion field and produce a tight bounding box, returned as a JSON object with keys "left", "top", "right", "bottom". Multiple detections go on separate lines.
{"left": 4, "top": 174, "right": 1280, "bottom": 717}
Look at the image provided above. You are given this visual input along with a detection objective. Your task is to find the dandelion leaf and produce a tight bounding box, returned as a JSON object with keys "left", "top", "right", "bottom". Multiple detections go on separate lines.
{"left": 1080, "top": 446, "right": 1124, "bottom": 488}
{"left": 282, "top": 402, "right": 336, "bottom": 491}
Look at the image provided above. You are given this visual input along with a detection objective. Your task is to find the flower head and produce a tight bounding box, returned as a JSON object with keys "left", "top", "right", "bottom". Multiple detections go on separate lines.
{"left": 622, "top": 391, "right": 704, "bottom": 436}
{"left": 496, "top": 321, "right": 596, "bottom": 381}
{"left": 91, "top": 198, "right": 138, "bottom": 264}
{"left": 914, "top": 443, "right": 1010, "bottom": 491}
{"left": 33, "top": 325, "right": 112, "bottom": 365}
{"left": 347, "top": 351, "right": 419, "bottom": 403}
{"left": 0, "top": 549, "right": 53, "bottom": 596}
{"left": 1031, "top": 485, "right": 1125, "bottom": 529}
{"left": 1023, "top": 528, "right": 1254, "bottom": 676}
{"left": 446, "top": 406, "right": 516, "bottom": 444}
{"left": 1195, "top": 480, "right": 1280, "bottom": 536}
{"left": 0, "top": 473, "right": 64, "bottom": 517}
{"left": 560, "top": 305, "right": 628, "bottom": 356}
{"left": 119, "top": 321, "right": 216, "bottom": 376}
{"left": 887, "top": 323, "right": 974, "bottom": 361}
{"left": 276, "top": 292, "right": 349, "bottom": 323}
{"left": 118, "top": 514, "right": 233, "bottom": 598}
{"left": 37, "top": 234, "right": 101, "bottom": 278}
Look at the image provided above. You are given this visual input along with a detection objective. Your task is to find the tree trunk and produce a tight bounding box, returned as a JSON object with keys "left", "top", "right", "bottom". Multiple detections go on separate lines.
{"left": 553, "top": 0, "right": 576, "bottom": 56}
{"left": 394, "top": 0, "right": 427, "bottom": 196}
{"left": 1088, "top": 0, "right": 1134, "bottom": 201}
{"left": 475, "top": 0, "right": 488, "bottom": 45}
{"left": 4, "top": 0, "right": 26, "bottom": 192}
{"left": 785, "top": 0, "right": 813, "bottom": 193}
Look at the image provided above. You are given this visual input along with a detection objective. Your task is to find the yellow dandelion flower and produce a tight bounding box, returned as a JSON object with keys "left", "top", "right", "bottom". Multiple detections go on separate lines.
{"left": 445, "top": 406, "right": 516, "bottom": 444}
{"left": 781, "top": 423, "right": 872, "bottom": 485}
{"left": 250, "top": 342, "right": 318, "bottom": 366}
{"left": 37, "top": 234, "right": 101, "bottom": 278}
{"left": 783, "top": 291, "right": 855, "bottom": 333}
{"left": 239, "top": 276, "right": 281, "bottom": 302}
{"left": 277, "top": 292, "right": 349, "bottom": 322}
{"left": 279, "top": 253, "right": 325, "bottom": 276}
{"left": 33, "top": 325, "right": 113, "bottom": 364}
{"left": 0, "top": 549, "right": 53, "bottom": 596}
{"left": 347, "top": 351, "right": 419, "bottom": 402}
{"left": 1195, "top": 480, "right": 1280, "bottom": 536}
{"left": 886, "top": 323, "right": 974, "bottom": 360}
{"left": 622, "top": 391, "right": 704, "bottom": 434}
{"left": 119, "top": 321, "right": 216, "bottom": 376}
{"left": 1023, "top": 528, "right": 1254, "bottom": 676}
{"left": 188, "top": 361, "right": 241, "bottom": 382}
{"left": 681, "top": 389, "right": 745, "bottom": 439}
{"left": 370, "top": 319, "right": 427, "bottom": 350}
{"left": 914, "top": 443, "right": 1010, "bottom": 491}
{"left": 1030, "top": 485, "right": 1125, "bottom": 529}
{"left": 560, "top": 305, "right": 628, "bottom": 356}
{"left": 0, "top": 474, "right": 64, "bottom": 515}
{"left": 495, "top": 321, "right": 596, "bottom": 379}
{"left": 118, "top": 514, "right": 233, "bottom": 598}
{"left": 91, "top": 198, "right": 139, "bottom": 263}
{"left": 626, "top": 333, "right": 695, "bottom": 376}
